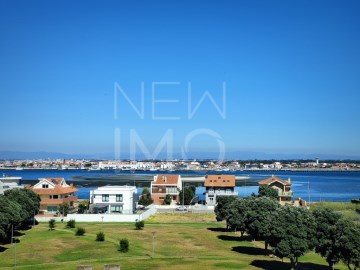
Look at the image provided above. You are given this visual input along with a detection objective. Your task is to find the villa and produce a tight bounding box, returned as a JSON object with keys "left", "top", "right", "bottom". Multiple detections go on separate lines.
{"left": 151, "top": 174, "right": 182, "bottom": 205}
{"left": 89, "top": 185, "right": 137, "bottom": 214}
{"left": 258, "top": 175, "right": 292, "bottom": 204}
{"left": 204, "top": 175, "right": 238, "bottom": 206}
{"left": 28, "top": 178, "right": 78, "bottom": 213}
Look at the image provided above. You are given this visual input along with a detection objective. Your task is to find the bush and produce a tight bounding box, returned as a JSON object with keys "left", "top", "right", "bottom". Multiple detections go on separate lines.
{"left": 75, "top": 227, "right": 86, "bottom": 236}
{"left": 119, "top": 238, "right": 129, "bottom": 252}
{"left": 135, "top": 220, "right": 144, "bottom": 230}
{"left": 66, "top": 219, "right": 76, "bottom": 228}
{"left": 49, "top": 219, "right": 56, "bottom": 230}
{"left": 96, "top": 231, "right": 105, "bottom": 241}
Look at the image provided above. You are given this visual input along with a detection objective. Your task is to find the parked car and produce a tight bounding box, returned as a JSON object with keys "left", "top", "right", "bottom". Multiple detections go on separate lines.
{"left": 176, "top": 206, "right": 187, "bottom": 211}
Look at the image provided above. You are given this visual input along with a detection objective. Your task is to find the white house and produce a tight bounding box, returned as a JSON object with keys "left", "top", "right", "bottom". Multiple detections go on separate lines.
{"left": 0, "top": 176, "right": 24, "bottom": 195}
{"left": 90, "top": 186, "right": 137, "bottom": 214}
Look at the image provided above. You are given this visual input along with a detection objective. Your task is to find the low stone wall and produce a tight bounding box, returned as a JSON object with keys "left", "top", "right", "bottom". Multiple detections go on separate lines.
{"left": 36, "top": 205, "right": 157, "bottom": 223}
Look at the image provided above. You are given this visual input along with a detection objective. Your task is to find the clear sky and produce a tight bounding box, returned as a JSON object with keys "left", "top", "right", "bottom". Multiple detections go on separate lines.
{"left": 0, "top": 0, "right": 360, "bottom": 159}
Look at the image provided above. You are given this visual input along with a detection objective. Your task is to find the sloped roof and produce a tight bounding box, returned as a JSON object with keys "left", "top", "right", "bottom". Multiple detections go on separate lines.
{"left": 258, "top": 175, "right": 291, "bottom": 186}
{"left": 152, "top": 175, "right": 180, "bottom": 185}
{"left": 205, "top": 175, "right": 235, "bottom": 187}
{"left": 31, "top": 185, "right": 77, "bottom": 195}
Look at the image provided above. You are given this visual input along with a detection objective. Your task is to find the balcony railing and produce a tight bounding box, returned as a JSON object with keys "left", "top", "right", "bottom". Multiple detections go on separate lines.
{"left": 208, "top": 190, "right": 238, "bottom": 196}
{"left": 278, "top": 191, "right": 292, "bottom": 196}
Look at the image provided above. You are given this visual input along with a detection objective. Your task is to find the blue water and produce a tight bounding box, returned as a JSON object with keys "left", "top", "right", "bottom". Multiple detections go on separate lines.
{"left": 1, "top": 169, "right": 359, "bottom": 202}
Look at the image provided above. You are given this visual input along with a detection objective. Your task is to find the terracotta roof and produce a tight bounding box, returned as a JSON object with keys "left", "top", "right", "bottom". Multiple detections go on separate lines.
{"left": 152, "top": 175, "right": 180, "bottom": 185}
{"left": 30, "top": 185, "right": 77, "bottom": 195}
{"left": 205, "top": 175, "right": 235, "bottom": 187}
{"left": 258, "top": 175, "right": 291, "bottom": 186}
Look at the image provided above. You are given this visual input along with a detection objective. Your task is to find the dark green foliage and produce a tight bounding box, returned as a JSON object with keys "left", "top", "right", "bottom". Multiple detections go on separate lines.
{"left": 119, "top": 238, "right": 129, "bottom": 252}
{"left": 245, "top": 196, "right": 280, "bottom": 250}
{"left": 75, "top": 227, "right": 86, "bottom": 236}
{"left": 135, "top": 220, "right": 145, "bottom": 230}
{"left": 179, "top": 186, "right": 195, "bottom": 205}
{"left": 258, "top": 185, "right": 279, "bottom": 200}
{"left": 66, "top": 219, "right": 76, "bottom": 228}
{"left": 49, "top": 219, "right": 56, "bottom": 230}
{"left": 214, "top": 196, "right": 237, "bottom": 222}
{"left": 96, "top": 231, "right": 105, "bottom": 241}
{"left": 0, "top": 196, "right": 22, "bottom": 241}
{"left": 268, "top": 206, "right": 317, "bottom": 270}
{"left": 350, "top": 198, "right": 360, "bottom": 204}
{"left": 138, "top": 187, "right": 153, "bottom": 206}
{"left": 163, "top": 194, "right": 172, "bottom": 205}
{"left": 226, "top": 198, "right": 250, "bottom": 236}
{"left": 334, "top": 219, "right": 360, "bottom": 270}
{"left": 312, "top": 208, "right": 342, "bottom": 268}
{"left": 77, "top": 200, "right": 89, "bottom": 214}
{"left": 58, "top": 203, "right": 70, "bottom": 216}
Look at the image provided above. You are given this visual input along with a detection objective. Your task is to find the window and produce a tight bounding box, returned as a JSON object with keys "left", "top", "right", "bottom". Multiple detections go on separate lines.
{"left": 116, "top": 194, "right": 123, "bottom": 202}
{"left": 110, "top": 205, "right": 122, "bottom": 213}
{"left": 209, "top": 197, "right": 214, "bottom": 204}
{"left": 42, "top": 184, "right": 49, "bottom": 188}
{"left": 102, "top": 194, "right": 109, "bottom": 202}
{"left": 53, "top": 195, "right": 58, "bottom": 199}
{"left": 47, "top": 206, "right": 57, "bottom": 212}
{"left": 166, "top": 187, "right": 177, "bottom": 193}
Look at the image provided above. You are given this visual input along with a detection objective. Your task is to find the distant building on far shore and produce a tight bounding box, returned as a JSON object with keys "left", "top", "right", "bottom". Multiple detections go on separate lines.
{"left": 204, "top": 175, "right": 238, "bottom": 206}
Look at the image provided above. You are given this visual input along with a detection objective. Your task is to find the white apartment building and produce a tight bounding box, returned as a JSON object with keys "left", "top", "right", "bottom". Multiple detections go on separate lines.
{"left": 90, "top": 186, "right": 137, "bottom": 214}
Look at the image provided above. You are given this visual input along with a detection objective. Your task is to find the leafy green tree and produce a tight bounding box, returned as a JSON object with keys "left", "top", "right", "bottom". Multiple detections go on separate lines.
{"left": 179, "top": 186, "right": 195, "bottom": 205}
{"left": 75, "top": 227, "right": 86, "bottom": 236}
{"left": 258, "top": 185, "right": 278, "bottom": 200}
{"left": 246, "top": 196, "right": 280, "bottom": 251}
{"left": 49, "top": 219, "right": 56, "bottom": 230}
{"left": 58, "top": 203, "right": 70, "bottom": 216}
{"left": 77, "top": 200, "right": 89, "bottom": 214}
{"left": 4, "top": 189, "right": 40, "bottom": 226}
{"left": 138, "top": 188, "right": 153, "bottom": 206}
{"left": 0, "top": 196, "right": 22, "bottom": 241}
{"left": 96, "top": 231, "right": 105, "bottom": 241}
{"left": 163, "top": 194, "right": 172, "bottom": 205}
{"left": 66, "top": 219, "right": 76, "bottom": 228}
{"left": 226, "top": 198, "right": 250, "bottom": 236}
{"left": 313, "top": 208, "right": 342, "bottom": 269}
{"left": 269, "top": 206, "right": 317, "bottom": 270}
{"left": 214, "top": 196, "right": 238, "bottom": 222}
{"left": 135, "top": 220, "right": 145, "bottom": 230}
{"left": 335, "top": 219, "right": 360, "bottom": 270}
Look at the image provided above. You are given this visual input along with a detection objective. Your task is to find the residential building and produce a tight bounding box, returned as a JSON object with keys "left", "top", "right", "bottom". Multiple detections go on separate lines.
{"left": 28, "top": 178, "right": 78, "bottom": 213}
{"left": 151, "top": 174, "right": 182, "bottom": 205}
{"left": 0, "top": 175, "right": 23, "bottom": 195}
{"left": 204, "top": 175, "right": 238, "bottom": 206}
{"left": 258, "top": 175, "right": 292, "bottom": 204}
{"left": 89, "top": 185, "right": 137, "bottom": 214}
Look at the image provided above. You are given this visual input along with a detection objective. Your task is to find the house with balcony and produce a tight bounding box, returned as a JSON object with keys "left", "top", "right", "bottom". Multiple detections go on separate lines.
{"left": 258, "top": 175, "right": 292, "bottom": 204}
{"left": 205, "top": 175, "right": 238, "bottom": 206}
{"left": 151, "top": 175, "right": 182, "bottom": 205}
{"left": 89, "top": 185, "right": 137, "bottom": 214}
{"left": 28, "top": 178, "right": 77, "bottom": 213}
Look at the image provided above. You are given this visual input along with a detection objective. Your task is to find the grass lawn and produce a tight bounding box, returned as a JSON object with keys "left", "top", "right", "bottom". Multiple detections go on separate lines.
{"left": 0, "top": 213, "right": 350, "bottom": 270}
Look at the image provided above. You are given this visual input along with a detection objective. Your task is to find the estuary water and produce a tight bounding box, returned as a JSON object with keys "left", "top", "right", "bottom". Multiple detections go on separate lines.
{"left": 1, "top": 169, "right": 359, "bottom": 202}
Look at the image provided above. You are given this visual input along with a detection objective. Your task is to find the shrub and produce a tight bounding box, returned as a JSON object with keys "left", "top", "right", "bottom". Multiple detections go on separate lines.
{"left": 66, "top": 219, "right": 76, "bottom": 228}
{"left": 119, "top": 238, "right": 129, "bottom": 252}
{"left": 75, "top": 227, "right": 86, "bottom": 236}
{"left": 96, "top": 231, "right": 105, "bottom": 241}
{"left": 48, "top": 219, "right": 56, "bottom": 230}
{"left": 135, "top": 220, "right": 144, "bottom": 230}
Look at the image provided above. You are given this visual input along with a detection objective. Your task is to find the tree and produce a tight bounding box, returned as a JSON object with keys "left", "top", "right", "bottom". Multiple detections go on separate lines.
{"left": 58, "top": 203, "right": 70, "bottom": 216}
{"left": 313, "top": 208, "right": 342, "bottom": 269}
{"left": 75, "top": 227, "right": 86, "bottom": 236}
{"left": 335, "top": 219, "right": 360, "bottom": 270}
{"left": 179, "top": 186, "right": 195, "bottom": 205}
{"left": 66, "top": 219, "right": 76, "bottom": 228}
{"left": 49, "top": 219, "right": 56, "bottom": 230}
{"left": 119, "top": 238, "right": 129, "bottom": 252}
{"left": 269, "top": 206, "right": 317, "bottom": 270}
{"left": 214, "top": 196, "right": 238, "bottom": 222}
{"left": 245, "top": 196, "right": 280, "bottom": 251}
{"left": 138, "top": 188, "right": 153, "bottom": 206}
{"left": 0, "top": 196, "right": 22, "bottom": 241}
{"left": 77, "top": 200, "right": 89, "bottom": 214}
{"left": 258, "top": 185, "right": 278, "bottom": 200}
{"left": 226, "top": 198, "right": 250, "bottom": 236}
{"left": 135, "top": 220, "right": 145, "bottom": 230}
{"left": 163, "top": 194, "right": 172, "bottom": 205}
{"left": 96, "top": 231, "right": 105, "bottom": 241}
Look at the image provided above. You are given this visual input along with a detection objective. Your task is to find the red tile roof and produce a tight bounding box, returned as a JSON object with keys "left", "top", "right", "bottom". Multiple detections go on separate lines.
{"left": 258, "top": 175, "right": 291, "bottom": 186}
{"left": 152, "top": 175, "right": 180, "bottom": 185}
{"left": 205, "top": 175, "right": 235, "bottom": 187}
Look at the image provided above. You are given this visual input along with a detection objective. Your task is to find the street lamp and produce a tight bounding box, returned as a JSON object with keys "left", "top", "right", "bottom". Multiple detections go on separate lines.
{"left": 151, "top": 231, "right": 156, "bottom": 258}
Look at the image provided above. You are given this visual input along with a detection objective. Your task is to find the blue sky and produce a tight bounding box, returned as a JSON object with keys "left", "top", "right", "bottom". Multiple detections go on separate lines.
{"left": 0, "top": 0, "right": 360, "bottom": 159}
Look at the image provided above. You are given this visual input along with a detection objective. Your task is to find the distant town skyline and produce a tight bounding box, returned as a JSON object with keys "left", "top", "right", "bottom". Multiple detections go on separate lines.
{"left": 1, "top": 1, "right": 360, "bottom": 159}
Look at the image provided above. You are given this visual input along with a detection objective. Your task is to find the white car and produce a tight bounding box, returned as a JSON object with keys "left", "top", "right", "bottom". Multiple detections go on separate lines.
{"left": 176, "top": 206, "right": 187, "bottom": 211}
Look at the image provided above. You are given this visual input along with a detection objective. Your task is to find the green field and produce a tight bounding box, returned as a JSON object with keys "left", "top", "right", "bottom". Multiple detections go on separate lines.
{"left": 0, "top": 213, "right": 350, "bottom": 270}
